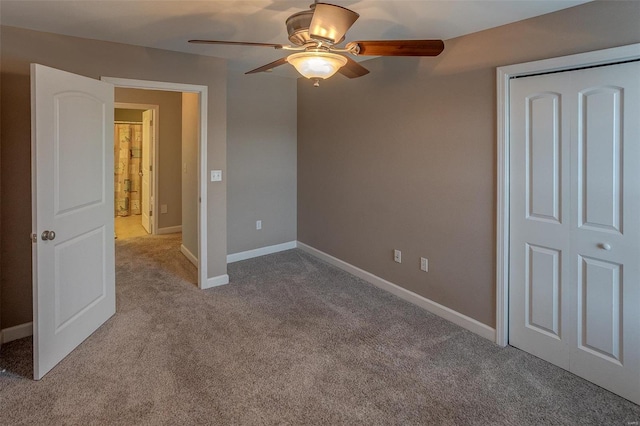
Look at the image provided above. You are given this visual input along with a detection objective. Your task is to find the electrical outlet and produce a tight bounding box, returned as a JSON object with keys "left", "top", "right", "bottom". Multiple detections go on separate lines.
{"left": 421, "top": 257, "right": 429, "bottom": 272}
{"left": 256, "top": 220, "right": 262, "bottom": 230}
{"left": 211, "top": 170, "right": 222, "bottom": 182}
{"left": 394, "top": 249, "right": 402, "bottom": 263}
{"left": 161, "top": 204, "right": 168, "bottom": 214}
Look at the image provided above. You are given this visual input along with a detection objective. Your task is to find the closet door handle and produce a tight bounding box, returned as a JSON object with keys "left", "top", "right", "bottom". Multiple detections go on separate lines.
{"left": 599, "top": 242, "right": 612, "bottom": 251}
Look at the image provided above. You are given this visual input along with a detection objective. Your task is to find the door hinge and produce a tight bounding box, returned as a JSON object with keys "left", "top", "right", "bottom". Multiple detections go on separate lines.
{"left": 150, "top": 165, "right": 153, "bottom": 172}
{"left": 31, "top": 233, "right": 37, "bottom": 243}
{"left": 150, "top": 211, "right": 153, "bottom": 217}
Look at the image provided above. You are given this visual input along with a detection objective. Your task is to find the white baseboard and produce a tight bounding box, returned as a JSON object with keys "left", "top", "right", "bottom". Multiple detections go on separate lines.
{"left": 180, "top": 244, "right": 198, "bottom": 267}
{"left": 227, "top": 241, "right": 297, "bottom": 263}
{"left": 296, "top": 242, "right": 496, "bottom": 342}
{"left": 202, "top": 274, "right": 229, "bottom": 289}
{"left": 1, "top": 322, "right": 33, "bottom": 343}
{"left": 157, "top": 225, "right": 182, "bottom": 235}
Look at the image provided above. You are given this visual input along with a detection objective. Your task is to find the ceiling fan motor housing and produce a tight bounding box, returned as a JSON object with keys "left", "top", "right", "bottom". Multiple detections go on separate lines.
{"left": 286, "top": 10, "right": 314, "bottom": 46}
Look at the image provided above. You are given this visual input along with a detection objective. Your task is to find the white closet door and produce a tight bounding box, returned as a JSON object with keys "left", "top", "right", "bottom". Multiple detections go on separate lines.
{"left": 509, "top": 61, "right": 640, "bottom": 404}
{"left": 509, "top": 70, "right": 573, "bottom": 370}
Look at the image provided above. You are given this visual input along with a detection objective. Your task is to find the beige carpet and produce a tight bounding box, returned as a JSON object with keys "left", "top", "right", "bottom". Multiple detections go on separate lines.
{"left": 1, "top": 234, "right": 639, "bottom": 425}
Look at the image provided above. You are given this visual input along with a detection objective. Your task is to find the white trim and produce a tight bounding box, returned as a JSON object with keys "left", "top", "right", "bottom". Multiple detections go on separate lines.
{"left": 114, "top": 102, "right": 159, "bottom": 235}
{"left": 297, "top": 242, "right": 496, "bottom": 341}
{"left": 1, "top": 322, "right": 33, "bottom": 344}
{"left": 203, "top": 274, "right": 229, "bottom": 289}
{"left": 180, "top": 244, "right": 198, "bottom": 267}
{"left": 495, "top": 43, "right": 640, "bottom": 347}
{"left": 496, "top": 63, "right": 510, "bottom": 348}
{"left": 157, "top": 225, "right": 182, "bottom": 235}
{"left": 102, "top": 77, "right": 210, "bottom": 290}
{"left": 227, "top": 241, "right": 297, "bottom": 263}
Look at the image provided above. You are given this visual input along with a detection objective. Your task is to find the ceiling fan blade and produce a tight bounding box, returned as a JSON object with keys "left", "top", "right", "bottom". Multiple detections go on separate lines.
{"left": 346, "top": 40, "right": 445, "bottom": 57}
{"left": 309, "top": 3, "right": 359, "bottom": 44}
{"left": 189, "top": 39, "right": 285, "bottom": 49}
{"left": 245, "top": 57, "right": 289, "bottom": 74}
{"left": 338, "top": 57, "right": 370, "bottom": 79}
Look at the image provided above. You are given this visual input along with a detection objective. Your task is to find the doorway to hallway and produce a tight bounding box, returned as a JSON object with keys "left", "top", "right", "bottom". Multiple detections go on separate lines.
{"left": 104, "top": 77, "right": 209, "bottom": 290}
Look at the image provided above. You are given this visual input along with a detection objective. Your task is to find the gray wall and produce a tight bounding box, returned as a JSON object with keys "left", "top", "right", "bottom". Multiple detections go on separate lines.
{"left": 181, "top": 92, "right": 199, "bottom": 260}
{"left": 297, "top": 1, "right": 640, "bottom": 327}
{"left": 227, "top": 72, "right": 297, "bottom": 254}
{"left": 115, "top": 88, "right": 183, "bottom": 230}
{"left": 0, "top": 50, "right": 2, "bottom": 338}
{"left": 0, "top": 26, "right": 227, "bottom": 329}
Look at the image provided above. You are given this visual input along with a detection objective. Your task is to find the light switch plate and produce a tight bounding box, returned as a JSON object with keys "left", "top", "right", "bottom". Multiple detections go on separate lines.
{"left": 211, "top": 170, "right": 222, "bottom": 182}
{"left": 421, "top": 257, "right": 428, "bottom": 272}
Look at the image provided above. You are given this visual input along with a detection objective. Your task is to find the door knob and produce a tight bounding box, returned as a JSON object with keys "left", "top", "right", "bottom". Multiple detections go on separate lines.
{"left": 599, "top": 243, "right": 612, "bottom": 251}
{"left": 41, "top": 230, "right": 56, "bottom": 241}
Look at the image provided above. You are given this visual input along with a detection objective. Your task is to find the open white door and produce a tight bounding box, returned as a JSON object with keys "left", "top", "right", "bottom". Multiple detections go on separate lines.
{"left": 31, "top": 64, "right": 115, "bottom": 380}
{"left": 141, "top": 109, "right": 153, "bottom": 233}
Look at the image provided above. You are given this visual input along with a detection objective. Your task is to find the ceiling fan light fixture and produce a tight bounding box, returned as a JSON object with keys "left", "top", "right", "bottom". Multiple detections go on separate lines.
{"left": 287, "top": 51, "right": 347, "bottom": 80}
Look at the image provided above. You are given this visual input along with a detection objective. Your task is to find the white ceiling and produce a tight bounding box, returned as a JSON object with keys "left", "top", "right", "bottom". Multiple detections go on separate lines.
{"left": 0, "top": 0, "right": 591, "bottom": 77}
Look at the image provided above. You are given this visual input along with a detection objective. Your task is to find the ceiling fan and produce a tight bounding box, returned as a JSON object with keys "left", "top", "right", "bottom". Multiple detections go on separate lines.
{"left": 189, "top": 2, "right": 444, "bottom": 86}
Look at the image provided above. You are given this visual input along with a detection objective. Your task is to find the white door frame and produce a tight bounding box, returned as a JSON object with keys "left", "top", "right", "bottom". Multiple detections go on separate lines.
{"left": 495, "top": 43, "right": 640, "bottom": 347}
{"left": 103, "top": 77, "right": 208, "bottom": 290}
{"left": 114, "top": 102, "right": 159, "bottom": 235}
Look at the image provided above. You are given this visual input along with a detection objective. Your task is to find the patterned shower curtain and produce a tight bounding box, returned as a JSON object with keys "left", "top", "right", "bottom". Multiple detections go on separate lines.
{"left": 114, "top": 123, "right": 143, "bottom": 217}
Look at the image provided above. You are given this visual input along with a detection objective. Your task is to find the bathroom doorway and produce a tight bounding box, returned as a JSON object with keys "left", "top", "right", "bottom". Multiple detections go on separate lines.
{"left": 114, "top": 103, "right": 158, "bottom": 239}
